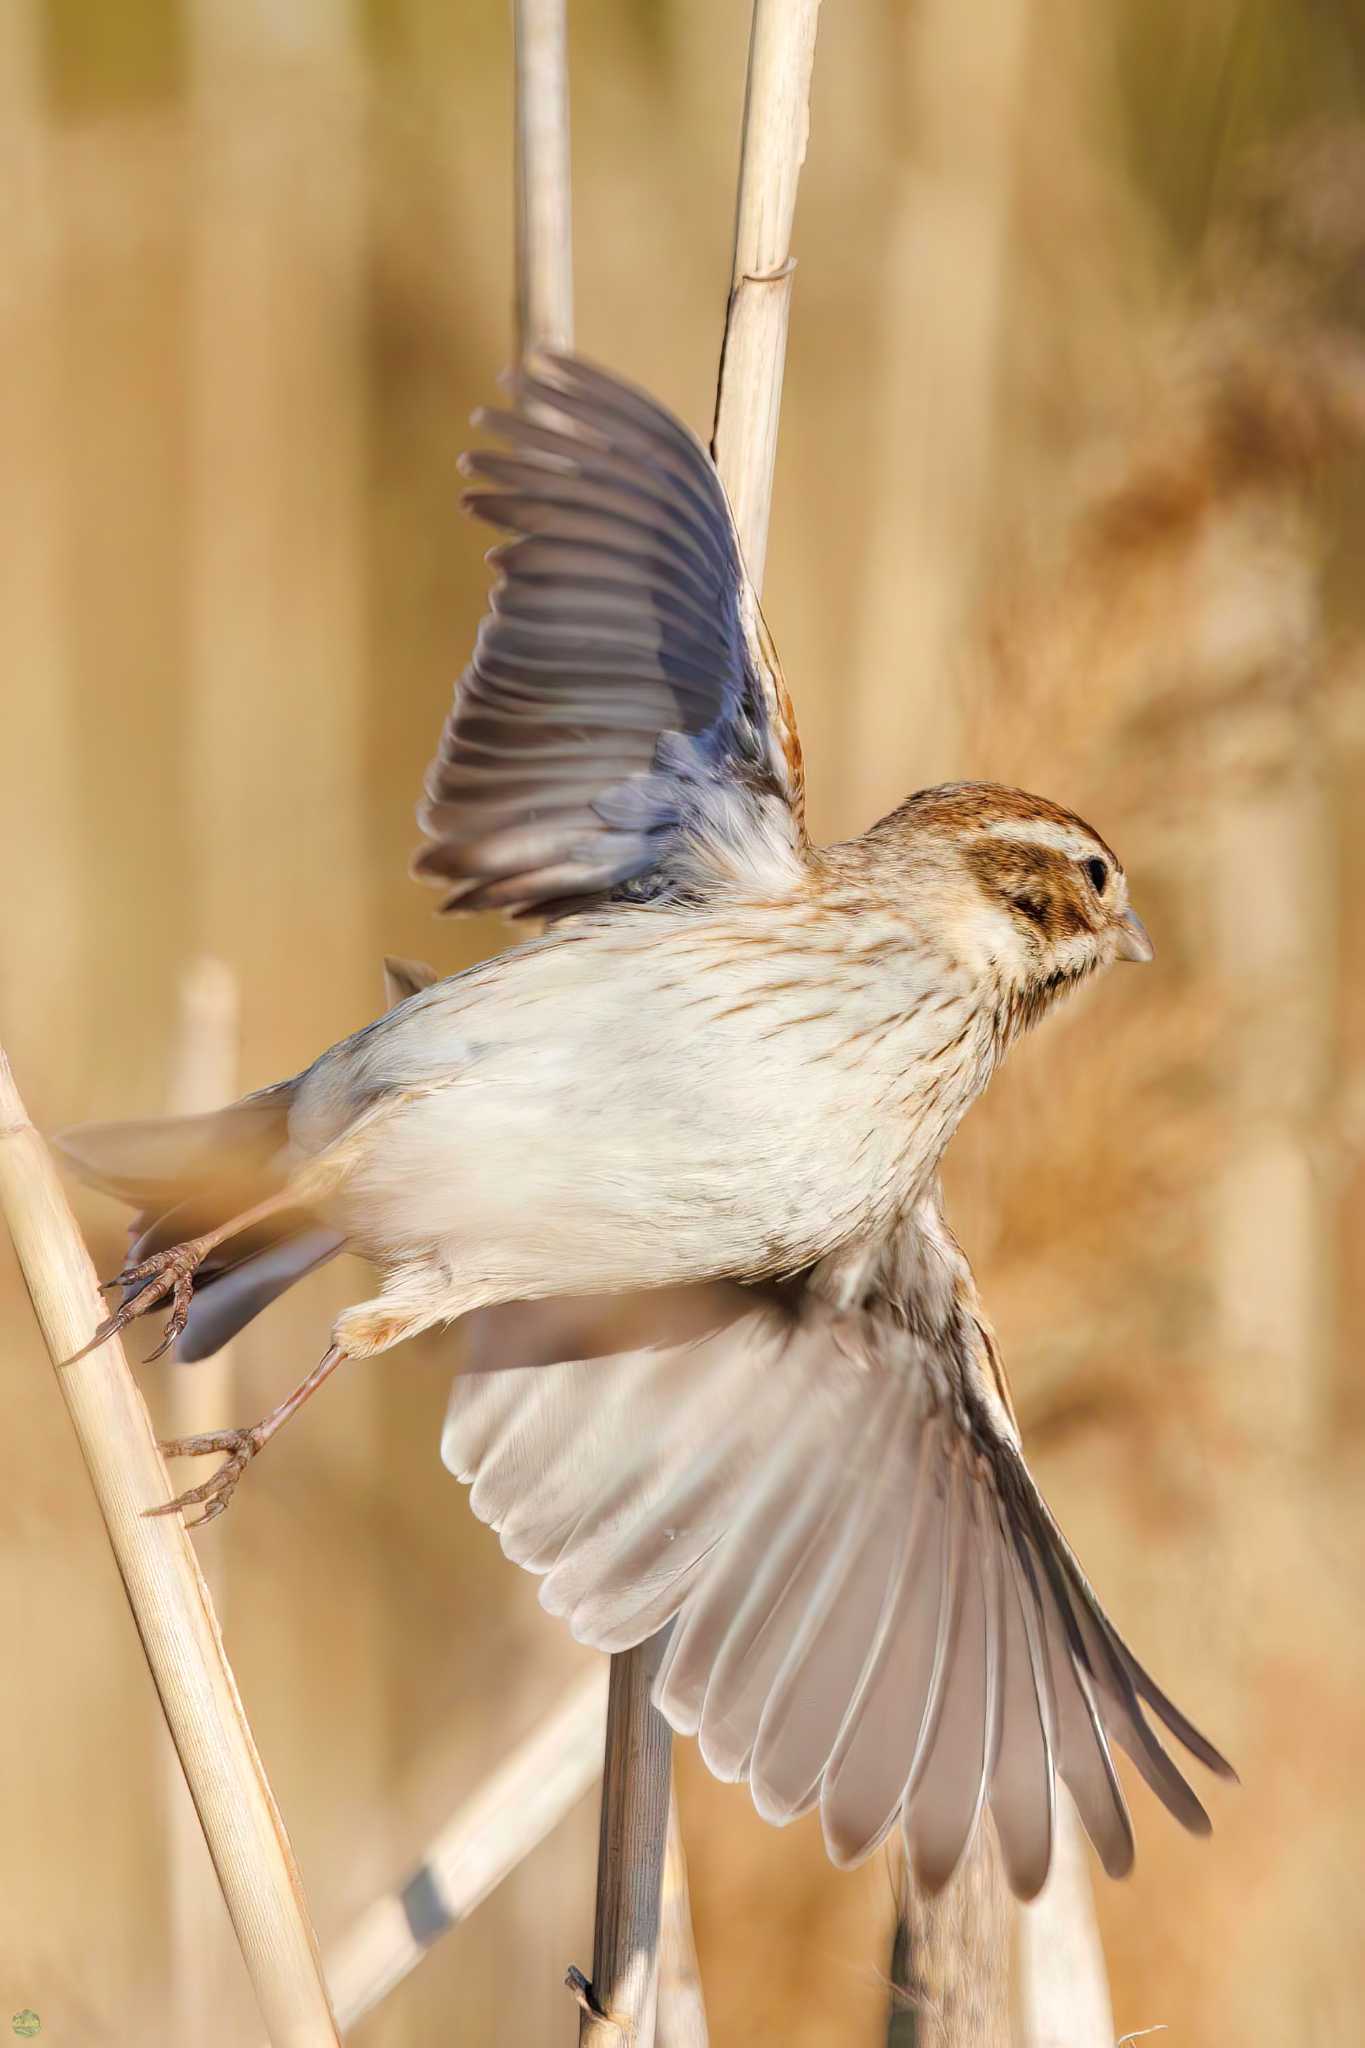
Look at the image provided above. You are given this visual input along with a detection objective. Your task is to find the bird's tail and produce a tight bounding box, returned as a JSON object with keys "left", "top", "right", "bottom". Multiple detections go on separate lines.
{"left": 53, "top": 1081, "right": 344, "bottom": 1361}
{"left": 53, "top": 960, "right": 441, "bottom": 1360}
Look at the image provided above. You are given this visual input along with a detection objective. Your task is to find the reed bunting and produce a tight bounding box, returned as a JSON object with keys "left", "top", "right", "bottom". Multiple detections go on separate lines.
{"left": 60, "top": 354, "right": 1232, "bottom": 1893}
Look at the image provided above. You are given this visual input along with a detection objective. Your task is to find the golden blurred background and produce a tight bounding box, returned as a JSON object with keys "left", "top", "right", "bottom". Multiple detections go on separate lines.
{"left": 3, "top": 1, "right": 1364, "bottom": 2041}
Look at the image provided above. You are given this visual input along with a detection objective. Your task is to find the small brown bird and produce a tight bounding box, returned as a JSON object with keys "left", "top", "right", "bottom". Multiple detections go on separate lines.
{"left": 60, "top": 353, "right": 1233, "bottom": 1895}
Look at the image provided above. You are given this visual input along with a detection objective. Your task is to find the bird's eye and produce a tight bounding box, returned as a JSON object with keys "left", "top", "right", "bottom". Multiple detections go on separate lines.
{"left": 1082, "top": 856, "right": 1108, "bottom": 894}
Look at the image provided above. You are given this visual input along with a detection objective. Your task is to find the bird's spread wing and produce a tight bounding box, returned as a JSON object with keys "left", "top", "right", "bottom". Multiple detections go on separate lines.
{"left": 413, "top": 352, "right": 806, "bottom": 920}
{"left": 442, "top": 1200, "right": 1233, "bottom": 1896}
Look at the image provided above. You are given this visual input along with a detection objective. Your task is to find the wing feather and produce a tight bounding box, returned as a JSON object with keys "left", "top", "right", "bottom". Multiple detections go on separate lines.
{"left": 441, "top": 1209, "right": 1232, "bottom": 1895}
{"left": 415, "top": 351, "right": 805, "bottom": 921}
{"left": 747, "top": 1369, "right": 922, "bottom": 1823}
{"left": 691, "top": 1360, "right": 906, "bottom": 1787}
{"left": 904, "top": 1477, "right": 1000, "bottom": 1891}
{"left": 987, "top": 1514, "right": 1057, "bottom": 1898}
{"left": 817, "top": 1416, "right": 946, "bottom": 1864}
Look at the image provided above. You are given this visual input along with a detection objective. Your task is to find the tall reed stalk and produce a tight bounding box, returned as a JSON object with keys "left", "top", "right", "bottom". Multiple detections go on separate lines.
{"left": 0, "top": 1050, "right": 339, "bottom": 2046}
{"left": 162, "top": 959, "right": 244, "bottom": 2044}
{"left": 514, "top": 0, "right": 574, "bottom": 350}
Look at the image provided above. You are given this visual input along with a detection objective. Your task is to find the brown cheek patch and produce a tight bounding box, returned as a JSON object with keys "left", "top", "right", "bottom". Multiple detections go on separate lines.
{"left": 963, "top": 840, "right": 1095, "bottom": 941}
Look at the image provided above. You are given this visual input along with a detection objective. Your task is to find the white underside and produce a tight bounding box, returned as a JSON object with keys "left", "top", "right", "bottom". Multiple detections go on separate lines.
{"left": 288, "top": 898, "right": 996, "bottom": 1327}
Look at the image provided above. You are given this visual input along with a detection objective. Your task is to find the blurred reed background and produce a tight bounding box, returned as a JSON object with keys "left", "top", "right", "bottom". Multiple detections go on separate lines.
{"left": 2, "top": 1, "right": 1364, "bottom": 2042}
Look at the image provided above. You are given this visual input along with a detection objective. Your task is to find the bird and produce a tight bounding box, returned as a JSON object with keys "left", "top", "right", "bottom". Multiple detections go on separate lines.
{"left": 57, "top": 349, "right": 1233, "bottom": 1896}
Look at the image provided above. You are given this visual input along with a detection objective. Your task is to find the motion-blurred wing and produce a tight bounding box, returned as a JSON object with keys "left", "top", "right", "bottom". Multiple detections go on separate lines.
{"left": 413, "top": 352, "right": 805, "bottom": 920}
{"left": 442, "top": 1233, "right": 1233, "bottom": 1896}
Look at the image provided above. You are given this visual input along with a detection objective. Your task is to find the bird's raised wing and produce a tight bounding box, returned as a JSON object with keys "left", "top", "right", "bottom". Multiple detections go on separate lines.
{"left": 442, "top": 1199, "right": 1233, "bottom": 1895}
{"left": 413, "top": 352, "right": 806, "bottom": 920}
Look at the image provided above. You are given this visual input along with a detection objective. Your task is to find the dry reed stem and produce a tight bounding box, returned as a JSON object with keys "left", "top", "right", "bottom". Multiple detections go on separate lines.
{"left": 576, "top": 1632, "right": 675, "bottom": 2048}
{"left": 325, "top": 1667, "right": 608, "bottom": 2031}
{"left": 515, "top": 0, "right": 574, "bottom": 351}
{"left": 711, "top": 0, "right": 822, "bottom": 591}
{"left": 0, "top": 1047, "right": 339, "bottom": 2047}
{"left": 656, "top": 1783, "right": 709, "bottom": 2048}
{"left": 163, "top": 957, "right": 244, "bottom": 2045}
{"left": 1014, "top": 1796, "right": 1114, "bottom": 2048}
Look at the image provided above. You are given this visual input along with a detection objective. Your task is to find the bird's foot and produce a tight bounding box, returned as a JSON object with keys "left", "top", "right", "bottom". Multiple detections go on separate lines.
{"left": 149, "top": 1425, "right": 266, "bottom": 1528}
{"left": 146, "top": 1341, "right": 348, "bottom": 1529}
{"left": 84, "top": 1240, "right": 209, "bottom": 1363}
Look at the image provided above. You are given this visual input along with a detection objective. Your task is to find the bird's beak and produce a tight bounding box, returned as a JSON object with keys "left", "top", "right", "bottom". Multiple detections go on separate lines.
{"left": 1114, "top": 907, "right": 1154, "bottom": 963}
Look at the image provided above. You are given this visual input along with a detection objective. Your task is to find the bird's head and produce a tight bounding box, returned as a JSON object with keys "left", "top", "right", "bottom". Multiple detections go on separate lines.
{"left": 866, "top": 781, "right": 1152, "bottom": 1025}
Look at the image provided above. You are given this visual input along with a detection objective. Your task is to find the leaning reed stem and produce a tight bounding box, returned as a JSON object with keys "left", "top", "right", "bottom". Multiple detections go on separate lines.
{"left": 711, "top": 0, "right": 823, "bottom": 587}
{"left": 0, "top": 1047, "right": 338, "bottom": 2048}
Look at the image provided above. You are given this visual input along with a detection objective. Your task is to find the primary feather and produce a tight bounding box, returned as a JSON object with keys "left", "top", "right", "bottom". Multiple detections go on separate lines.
{"left": 413, "top": 350, "right": 804, "bottom": 919}
{"left": 444, "top": 1195, "right": 1234, "bottom": 1897}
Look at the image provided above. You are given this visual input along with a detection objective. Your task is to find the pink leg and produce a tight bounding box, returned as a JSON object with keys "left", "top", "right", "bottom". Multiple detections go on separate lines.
{"left": 149, "top": 1342, "right": 347, "bottom": 1528}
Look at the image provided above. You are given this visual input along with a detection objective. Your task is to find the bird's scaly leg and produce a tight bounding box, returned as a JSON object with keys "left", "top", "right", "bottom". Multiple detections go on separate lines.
{"left": 150, "top": 1266, "right": 460, "bottom": 1527}
{"left": 71, "top": 1187, "right": 301, "bottom": 1364}
{"left": 150, "top": 1342, "right": 347, "bottom": 1527}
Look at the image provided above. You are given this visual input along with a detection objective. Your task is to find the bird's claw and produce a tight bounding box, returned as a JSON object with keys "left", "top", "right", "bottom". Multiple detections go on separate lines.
{"left": 149, "top": 1425, "right": 265, "bottom": 1528}
{"left": 76, "top": 1242, "right": 206, "bottom": 1363}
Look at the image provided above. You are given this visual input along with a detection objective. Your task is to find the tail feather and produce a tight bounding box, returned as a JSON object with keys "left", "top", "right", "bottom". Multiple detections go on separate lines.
{"left": 170, "top": 1224, "right": 345, "bottom": 1361}
{"left": 52, "top": 1083, "right": 296, "bottom": 1207}
{"left": 52, "top": 956, "right": 432, "bottom": 1360}
{"left": 52, "top": 1080, "right": 341, "bottom": 1360}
